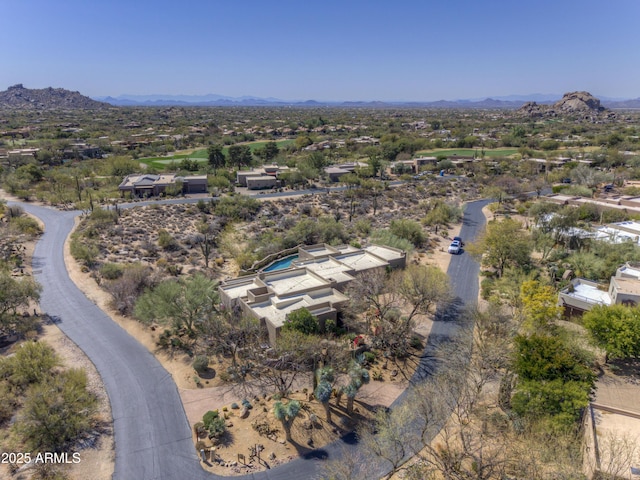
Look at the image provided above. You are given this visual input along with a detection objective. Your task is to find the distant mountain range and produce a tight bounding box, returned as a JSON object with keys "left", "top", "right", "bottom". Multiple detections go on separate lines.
{"left": 94, "top": 93, "right": 640, "bottom": 109}
{"left": 2, "top": 84, "right": 639, "bottom": 110}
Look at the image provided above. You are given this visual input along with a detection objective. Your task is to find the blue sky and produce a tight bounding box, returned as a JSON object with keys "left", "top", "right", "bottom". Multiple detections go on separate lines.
{"left": 2, "top": 0, "right": 639, "bottom": 101}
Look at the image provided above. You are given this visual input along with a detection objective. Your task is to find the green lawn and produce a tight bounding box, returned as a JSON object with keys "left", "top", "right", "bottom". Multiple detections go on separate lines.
{"left": 415, "top": 148, "right": 519, "bottom": 158}
{"left": 139, "top": 139, "right": 294, "bottom": 170}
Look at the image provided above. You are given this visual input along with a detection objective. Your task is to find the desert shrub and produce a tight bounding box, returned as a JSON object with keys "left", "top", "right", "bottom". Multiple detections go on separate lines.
{"left": 421, "top": 200, "right": 463, "bottom": 227}
{"left": 563, "top": 185, "right": 593, "bottom": 198}
{"left": 601, "top": 208, "right": 630, "bottom": 224}
{"left": 104, "top": 263, "right": 155, "bottom": 315}
{"left": 363, "top": 351, "right": 376, "bottom": 364}
{"left": 165, "top": 264, "right": 183, "bottom": 276}
{"left": 324, "top": 318, "right": 337, "bottom": 335}
{"left": 69, "top": 237, "right": 99, "bottom": 267}
{"left": 157, "top": 229, "right": 179, "bottom": 251}
{"left": 0, "top": 342, "right": 60, "bottom": 390}
{"left": 481, "top": 277, "right": 494, "bottom": 300}
{"left": 88, "top": 207, "right": 118, "bottom": 226}
{"left": 236, "top": 252, "right": 257, "bottom": 270}
{"left": 203, "top": 410, "right": 219, "bottom": 425}
{"left": 0, "top": 381, "right": 19, "bottom": 424}
{"left": 99, "top": 262, "right": 124, "bottom": 280}
{"left": 15, "top": 368, "right": 97, "bottom": 452}
{"left": 389, "top": 219, "right": 426, "bottom": 247}
{"left": 192, "top": 355, "right": 209, "bottom": 375}
{"left": 287, "top": 216, "right": 348, "bottom": 246}
{"left": 9, "top": 216, "right": 42, "bottom": 235}
{"left": 354, "top": 218, "right": 371, "bottom": 236}
{"left": 370, "top": 229, "right": 414, "bottom": 253}
{"left": 214, "top": 196, "right": 261, "bottom": 221}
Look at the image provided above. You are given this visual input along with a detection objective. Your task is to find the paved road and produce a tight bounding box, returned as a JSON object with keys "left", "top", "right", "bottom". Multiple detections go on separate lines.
{"left": 9, "top": 197, "right": 488, "bottom": 480}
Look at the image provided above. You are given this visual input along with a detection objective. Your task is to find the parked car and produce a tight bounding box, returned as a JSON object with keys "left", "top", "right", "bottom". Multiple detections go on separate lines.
{"left": 448, "top": 240, "right": 462, "bottom": 254}
{"left": 453, "top": 236, "right": 464, "bottom": 246}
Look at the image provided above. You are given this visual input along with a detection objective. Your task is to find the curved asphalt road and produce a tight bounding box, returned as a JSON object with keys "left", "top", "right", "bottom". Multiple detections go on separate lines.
{"left": 9, "top": 197, "right": 489, "bottom": 480}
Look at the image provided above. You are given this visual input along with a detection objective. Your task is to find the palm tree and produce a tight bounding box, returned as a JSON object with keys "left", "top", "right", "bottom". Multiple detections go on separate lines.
{"left": 344, "top": 362, "right": 370, "bottom": 415}
{"left": 315, "top": 367, "right": 335, "bottom": 423}
{"left": 273, "top": 400, "right": 301, "bottom": 443}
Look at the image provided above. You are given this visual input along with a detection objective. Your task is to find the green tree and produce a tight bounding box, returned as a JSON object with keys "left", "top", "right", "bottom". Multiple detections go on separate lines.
{"left": 282, "top": 307, "right": 319, "bottom": 335}
{"left": 511, "top": 378, "right": 591, "bottom": 429}
{"left": 227, "top": 144, "right": 252, "bottom": 168}
{"left": 520, "top": 280, "right": 562, "bottom": 332}
{"left": 395, "top": 264, "right": 451, "bottom": 320}
{"left": 583, "top": 304, "right": 640, "bottom": 359}
{"left": 207, "top": 144, "right": 226, "bottom": 172}
{"left": 389, "top": 219, "right": 426, "bottom": 248}
{"left": 367, "top": 152, "right": 383, "bottom": 178}
{"left": 467, "top": 218, "right": 531, "bottom": 277}
{"left": 260, "top": 141, "right": 280, "bottom": 162}
{"left": 273, "top": 400, "right": 301, "bottom": 442}
{"left": 341, "top": 173, "right": 361, "bottom": 222}
{"left": 359, "top": 179, "right": 384, "bottom": 215}
{"left": 421, "top": 200, "right": 462, "bottom": 230}
{"left": 513, "top": 334, "right": 594, "bottom": 384}
{"left": 134, "top": 273, "right": 218, "bottom": 335}
{"left": 295, "top": 135, "right": 313, "bottom": 150}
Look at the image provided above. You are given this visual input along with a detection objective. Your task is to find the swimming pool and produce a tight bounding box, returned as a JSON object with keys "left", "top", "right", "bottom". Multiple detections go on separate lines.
{"left": 263, "top": 255, "right": 298, "bottom": 272}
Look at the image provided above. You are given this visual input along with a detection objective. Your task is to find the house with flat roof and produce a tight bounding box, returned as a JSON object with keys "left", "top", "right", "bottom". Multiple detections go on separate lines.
{"left": 236, "top": 165, "right": 289, "bottom": 188}
{"left": 118, "top": 173, "right": 207, "bottom": 197}
{"left": 219, "top": 244, "right": 406, "bottom": 345}
{"left": 558, "top": 262, "right": 640, "bottom": 316}
{"left": 324, "top": 162, "right": 369, "bottom": 182}
{"left": 245, "top": 175, "right": 277, "bottom": 190}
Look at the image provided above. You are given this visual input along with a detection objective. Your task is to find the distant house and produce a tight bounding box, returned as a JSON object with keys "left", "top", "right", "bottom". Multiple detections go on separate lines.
{"left": 558, "top": 262, "right": 640, "bottom": 316}
{"left": 324, "top": 162, "right": 368, "bottom": 182}
{"left": 246, "top": 175, "right": 277, "bottom": 190}
{"left": 62, "top": 142, "right": 103, "bottom": 160}
{"left": 118, "top": 173, "right": 207, "bottom": 197}
{"left": 389, "top": 157, "right": 438, "bottom": 175}
{"left": 219, "top": 244, "right": 407, "bottom": 345}
{"left": 236, "top": 165, "right": 288, "bottom": 188}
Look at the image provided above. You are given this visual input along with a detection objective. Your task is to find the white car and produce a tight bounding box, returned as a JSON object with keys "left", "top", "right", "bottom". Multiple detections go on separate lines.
{"left": 448, "top": 240, "right": 462, "bottom": 255}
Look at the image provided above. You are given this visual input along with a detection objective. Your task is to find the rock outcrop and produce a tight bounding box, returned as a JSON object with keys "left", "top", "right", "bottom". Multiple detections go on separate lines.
{"left": 552, "top": 91, "right": 605, "bottom": 113}
{"left": 517, "top": 91, "right": 613, "bottom": 120}
{"left": 0, "top": 84, "right": 109, "bottom": 110}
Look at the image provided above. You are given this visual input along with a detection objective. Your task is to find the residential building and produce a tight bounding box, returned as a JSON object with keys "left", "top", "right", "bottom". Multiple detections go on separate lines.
{"left": 118, "top": 173, "right": 208, "bottom": 196}
{"left": 558, "top": 262, "right": 640, "bottom": 316}
{"left": 236, "top": 165, "right": 289, "bottom": 188}
{"left": 324, "top": 162, "right": 368, "bottom": 182}
{"left": 219, "top": 244, "right": 406, "bottom": 345}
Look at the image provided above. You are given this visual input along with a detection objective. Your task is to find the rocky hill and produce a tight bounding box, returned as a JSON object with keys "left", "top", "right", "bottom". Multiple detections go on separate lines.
{"left": 0, "top": 84, "right": 109, "bottom": 110}
{"left": 517, "top": 91, "right": 614, "bottom": 119}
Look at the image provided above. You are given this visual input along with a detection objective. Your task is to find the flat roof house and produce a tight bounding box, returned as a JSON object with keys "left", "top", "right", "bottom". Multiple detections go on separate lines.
{"left": 219, "top": 244, "right": 406, "bottom": 345}
{"left": 119, "top": 173, "right": 207, "bottom": 197}
{"left": 558, "top": 262, "right": 640, "bottom": 316}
